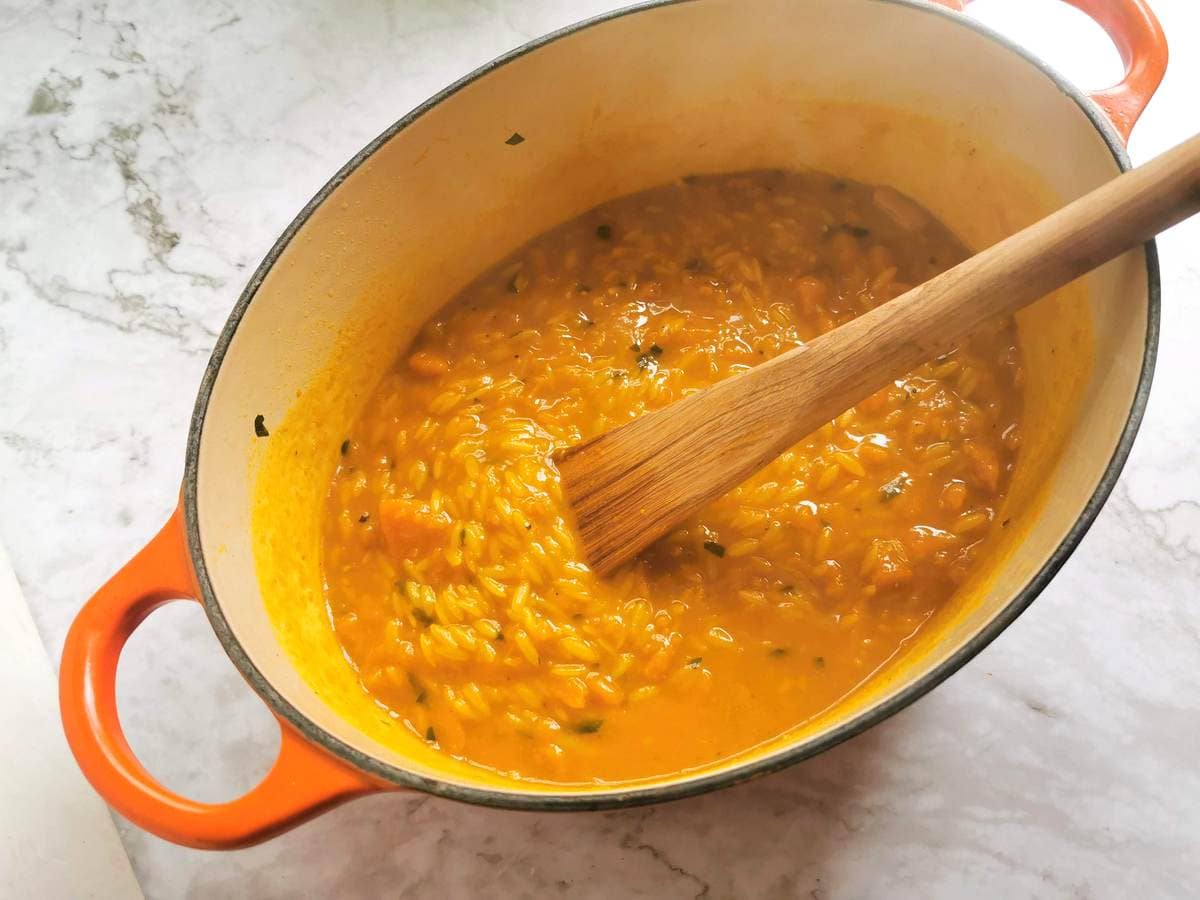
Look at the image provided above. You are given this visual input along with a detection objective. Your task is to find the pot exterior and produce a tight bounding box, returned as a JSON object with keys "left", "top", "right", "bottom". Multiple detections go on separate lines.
{"left": 60, "top": 0, "right": 1165, "bottom": 846}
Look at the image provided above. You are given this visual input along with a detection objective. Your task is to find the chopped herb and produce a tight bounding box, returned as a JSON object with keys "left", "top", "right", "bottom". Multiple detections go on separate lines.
{"left": 577, "top": 283, "right": 592, "bottom": 294}
{"left": 575, "top": 719, "right": 604, "bottom": 734}
{"left": 879, "top": 474, "right": 909, "bottom": 501}
{"left": 495, "top": 631, "right": 504, "bottom": 641}
{"left": 504, "top": 132, "right": 525, "bottom": 146}
{"left": 359, "top": 513, "right": 370, "bottom": 523}
{"left": 769, "top": 647, "right": 790, "bottom": 658}
{"left": 459, "top": 528, "right": 467, "bottom": 547}
{"left": 596, "top": 224, "right": 612, "bottom": 240}
{"left": 685, "top": 657, "right": 703, "bottom": 669}
{"left": 814, "top": 656, "right": 826, "bottom": 669}
{"left": 780, "top": 584, "right": 795, "bottom": 594}
{"left": 1002, "top": 518, "right": 1011, "bottom": 528}
{"left": 425, "top": 726, "right": 437, "bottom": 742}
{"left": 634, "top": 344, "right": 663, "bottom": 369}
{"left": 412, "top": 607, "right": 434, "bottom": 626}
{"left": 703, "top": 540, "right": 726, "bottom": 558}
{"left": 340, "top": 438, "right": 351, "bottom": 455}
{"left": 408, "top": 673, "right": 428, "bottom": 705}
{"left": 253, "top": 414, "right": 269, "bottom": 437}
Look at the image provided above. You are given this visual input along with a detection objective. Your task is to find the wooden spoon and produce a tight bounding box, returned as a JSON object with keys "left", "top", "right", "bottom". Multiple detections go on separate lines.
{"left": 558, "top": 133, "right": 1200, "bottom": 575}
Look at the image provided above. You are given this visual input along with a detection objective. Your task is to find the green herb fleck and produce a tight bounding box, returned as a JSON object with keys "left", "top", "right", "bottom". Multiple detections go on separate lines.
{"left": 408, "top": 673, "right": 428, "bottom": 705}
{"left": 253, "top": 414, "right": 269, "bottom": 438}
{"left": 577, "top": 283, "right": 592, "bottom": 295}
{"left": 685, "top": 657, "right": 703, "bottom": 669}
{"left": 596, "top": 224, "right": 612, "bottom": 240}
{"left": 703, "top": 540, "right": 726, "bottom": 558}
{"left": 575, "top": 719, "right": 604, "bottom": 734}
{"left": 505, "top": 132, "right": 525, "bottom": 146}
{"left": 769, "top": 647, "right": 790, "bottom": 658}
{"left": 780, "top": 584, "right": 795, "bottom": 595}
{"left": 814, "top": 656, "right": 826, "bottom": 669}
{"left": 425, "top": 726, "right": 437, "bottom": 742}
{"left": 359, "top": 512, "right": 370, "bottom": 523}
{"left": 630, "top": 343, "right": 641, "bottom": 352}
{"left": 340, "top": 438, "right": 351, "bottom": 455}
{"left": 459, "top": 528, "right": 467, "bottom": 547}
{"left": 879, "top": 473, "right": 909, "bottom": 502}
{"left": 650, "top": 344, "right": 663, "bottom": 357}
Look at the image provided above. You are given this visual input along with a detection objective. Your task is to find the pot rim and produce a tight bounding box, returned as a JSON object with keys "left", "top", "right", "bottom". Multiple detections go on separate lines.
{"left": 183, "top": 0, "right": 1160, "bottom": 810}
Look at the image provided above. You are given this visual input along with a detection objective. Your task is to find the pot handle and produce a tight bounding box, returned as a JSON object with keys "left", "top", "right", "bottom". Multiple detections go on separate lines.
{"left": 59, "top": 503, "right": 385, "bottom": 849}
{"left": 931, "top": 0, "right": 1167, "bottom": 143}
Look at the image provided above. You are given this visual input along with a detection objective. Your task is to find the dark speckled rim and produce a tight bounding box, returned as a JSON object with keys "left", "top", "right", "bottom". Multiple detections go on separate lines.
{"left": 184, "top": 0, "right": 1160, "bottom": 810}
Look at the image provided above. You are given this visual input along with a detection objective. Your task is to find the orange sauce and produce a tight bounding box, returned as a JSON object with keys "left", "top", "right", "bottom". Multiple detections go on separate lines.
{"left": 320, "top": 171, "right": 1022, "bottom": 783}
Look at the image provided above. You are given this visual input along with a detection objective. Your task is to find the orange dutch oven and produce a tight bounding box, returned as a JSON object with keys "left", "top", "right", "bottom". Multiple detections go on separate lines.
{"left": 59, "top": 0, "right": 1167, "bottom": 849}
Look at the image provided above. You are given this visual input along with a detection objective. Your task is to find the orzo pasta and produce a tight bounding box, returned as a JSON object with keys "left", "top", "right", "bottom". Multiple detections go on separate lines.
{"left": 321, "top": 170, "right": 1023, "bottom": 782}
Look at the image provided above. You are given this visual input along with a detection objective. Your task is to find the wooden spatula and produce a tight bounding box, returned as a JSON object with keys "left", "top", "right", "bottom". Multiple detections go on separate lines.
{"left": 558, "top": 133, "right": 1200, "bottom": 575}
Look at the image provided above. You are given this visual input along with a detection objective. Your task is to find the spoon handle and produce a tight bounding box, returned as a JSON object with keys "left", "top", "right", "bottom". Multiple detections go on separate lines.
{"left": 560, "top": 133, "right": 1200, "bottom": 574}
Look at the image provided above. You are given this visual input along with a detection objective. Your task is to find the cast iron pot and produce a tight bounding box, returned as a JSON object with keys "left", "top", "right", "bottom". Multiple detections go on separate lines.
{"left": 60, "top": 0, "right": 1166, "bottom": 849}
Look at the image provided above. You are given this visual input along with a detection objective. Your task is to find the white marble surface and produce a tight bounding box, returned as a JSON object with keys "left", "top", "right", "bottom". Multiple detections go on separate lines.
{"left": 1, "top": 0, "right": 1198, "bottom": 896}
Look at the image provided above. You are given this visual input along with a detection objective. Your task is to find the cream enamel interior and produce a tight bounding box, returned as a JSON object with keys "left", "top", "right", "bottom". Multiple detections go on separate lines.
{"left": 194, "top": 0, "right": 1149, "bottom": 796}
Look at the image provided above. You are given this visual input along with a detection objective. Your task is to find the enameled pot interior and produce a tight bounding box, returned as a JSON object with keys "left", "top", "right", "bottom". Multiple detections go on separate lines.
{"left": 189, "top": 0, "right": 1150, "bottom": 801}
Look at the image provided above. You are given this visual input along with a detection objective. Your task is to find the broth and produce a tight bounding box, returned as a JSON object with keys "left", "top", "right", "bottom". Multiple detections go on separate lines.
{"left": 318, "top": 171, "right": 1022, "bottom": 783}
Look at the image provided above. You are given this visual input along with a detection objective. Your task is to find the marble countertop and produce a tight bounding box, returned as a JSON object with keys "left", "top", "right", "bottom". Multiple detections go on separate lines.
{"left": 2, "top": 0, "right": 1197, "bottom": 896}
